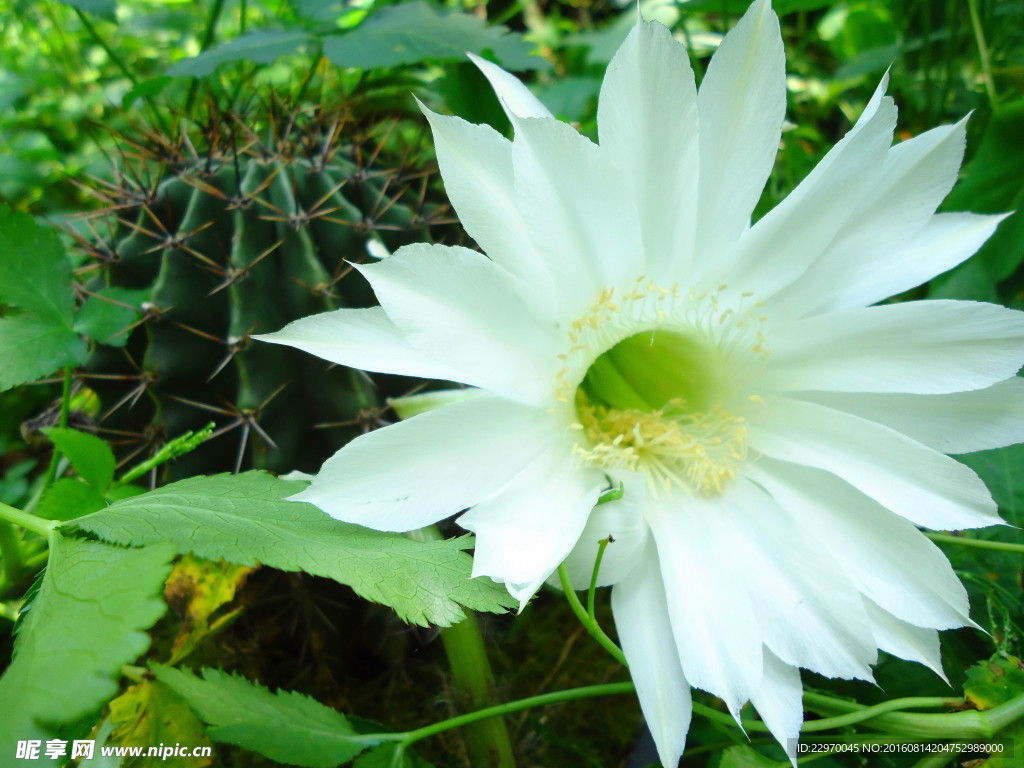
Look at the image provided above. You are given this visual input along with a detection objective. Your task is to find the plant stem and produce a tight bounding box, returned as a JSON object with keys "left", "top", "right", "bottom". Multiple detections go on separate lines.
{"left": 41, "top": 367, "right": 73, "bottom": 491}
{"left": 390, "top": 682, "right": 636, "bottom": 748}
{"left": 410, "top": 526, "right": 515, "bottom": 768}
{"left": 185, "top": 0, "right": 227, "bottom": 114}
{"left": 967, "top": 0, "right": 997, "bottom": 105}
{"left": 925, "top": 532, "right": 1024, "bottom": 554}
{"left": 586, "top": 537, "right": 610, "bottom": 620}
{"left": 0, "top": 502, "right": 55, "bottom": 540}
{"left": 558, "top": 563, "right": 626, "bottom": 667}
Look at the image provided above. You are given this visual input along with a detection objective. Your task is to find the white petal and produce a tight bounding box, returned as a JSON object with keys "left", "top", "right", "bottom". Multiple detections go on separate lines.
{"left": 694, "top": 0, "right": 787, "bottom": 262}
{"left": 806, "top": 212, "right": 1007, "bottom": 312}
{"left": 510, "top": 116, "right": 644, "bottom": 317}
{"left": 710, "top": 478, "right": 876, "bottom": 680}
{"left": 256, "top": 306, "right": 462, "bottom": 381}
{"left": 597, "top": 19, "right": 699, "bottom": 280}
{"left": 796, "top": 377, "right": 1024, "bottom": 454}
{"left": 708, "top": 75, "right": 896, "bottom": 296}
{"left": 762, "top": 300, "right": 1024, "bottom": 395}
{"left": 467, "top": 52, "right": 553, "bottom": 121}
{"left": 554, "top": 471, "right": 650, "bottom": 590}
{"left": 748, "top": 458, "right": 974, "bottom": 630}
{"left": 357, "top": 243, "right": 557, "bottom": 405}
{"left": 611, "top": 545, "right": 692, "bottom": 768}
{"left": 750, "top": 649, "right": 803, "bottom": 766}
{"left": 458, "top": 447, "right": 600, "bottom": 607}
{"left": 864, "top": 599, "right": 947, "bottom": 681}
{"left": 778, "top": 118, "right": 970, "bottom": 315}
{"left": 293, "top": 393, "right": 553, "bottom": 531}
{"left": 646, "top": 493, "right": 762, "bottom": 716}
{"left": 418, "top": 103, "right": 556, "bottom": 312}
{"left": 388, "top": 387, "right": 481, "bottom": 420}
{"left": 748, "top": 397, "right": 1001, "bottom": 530}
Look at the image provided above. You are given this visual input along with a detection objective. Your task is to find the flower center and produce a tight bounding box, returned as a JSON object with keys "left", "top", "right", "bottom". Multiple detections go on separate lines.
{"left": 572, "top": 330, "right": 749, "bottom": 496}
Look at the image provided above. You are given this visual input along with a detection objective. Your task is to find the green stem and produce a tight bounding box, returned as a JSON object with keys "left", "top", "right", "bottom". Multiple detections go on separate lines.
{"left": 73, "top": 8, "right": 137, "bottom": 85}
{"left": 586, "top": 537, "right": 611, "bottom": 620}
{"left": 925, "top": 532, "right": 1024, "bottom": 554}
{"left": 0, "top": 522, "right": 22, "bottom": 588}
{"left": 185, "top": 0, "right": 227, "bottom": 114}
{"left": 41, "top": 367, "right": 73, "bottom": 491}
{"left": 391, "top": 682, "right": 636, "bottom": 748}
{"left": 0, "top": 502, "right": 56, "bottom": 540}
{"left": 966, "top": 0, "right": 997, "bottom": 105}
{"left": 558, "top": 563, "right": 627, "bottom": 667}
{"left": 411, "top": 527, "right": 515, "bottom": 768}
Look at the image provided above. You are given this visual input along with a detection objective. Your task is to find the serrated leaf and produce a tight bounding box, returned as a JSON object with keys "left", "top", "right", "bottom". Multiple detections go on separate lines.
{"left": 0, "top": 315, "right": 87, "bottom": 392}
{"left": 167, "top": 30, "right": 312, "bottom": 77}
{"left": 164, "top": 555, "right": 253, "bottom": 664}
{"left": 42, "top": 426, "right": 116, "bottom": 492}
{"left": 323, "top": 2, "right": 547, "bottom": 71}
{"left": 34, "top": 478, "right": 106, "bottom": 521}
{"left": 74, "top": 286, "right": 146, "bottom": 348}
{"left": 0, "top": 208, "right": 87, "bottom": 391}
{"left": 0, "top": 207, "right": 75, "bottom": 323}
{"left": 57, "top": 0, "right": 117, "bottom": 22}
{"left": 965, "top": 654, "right": 1024, "bottom": 710}
{"left": 152, "top": 666, "right": 374, "bottom": 767}
{"left": 0, "top": 536, "right": 174, "bottom": 755}
{"left": 70, "top": 472, "right": 515, "bottom": 626}
{"left": 109, "top": 679, "right": 213, "bottom": 768}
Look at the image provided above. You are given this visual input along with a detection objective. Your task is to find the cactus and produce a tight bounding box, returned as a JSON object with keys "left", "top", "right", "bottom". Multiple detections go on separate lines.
{"left": 67, "top": 96, "right": 456, "bottom": 478}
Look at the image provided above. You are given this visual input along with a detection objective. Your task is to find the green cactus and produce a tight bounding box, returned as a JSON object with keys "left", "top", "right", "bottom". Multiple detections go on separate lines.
{"left": 68, "top": 97, "right": 456, "bottom": 478}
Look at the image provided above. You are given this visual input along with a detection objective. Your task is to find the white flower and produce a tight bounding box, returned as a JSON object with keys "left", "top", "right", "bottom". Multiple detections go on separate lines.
{"left": 258, "top": 0, "right": 1024, "bottom": 764}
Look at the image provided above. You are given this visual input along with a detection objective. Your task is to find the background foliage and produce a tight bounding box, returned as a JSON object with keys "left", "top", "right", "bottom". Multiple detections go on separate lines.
{"left": 1, "top": 0, "right": 1023, "bottom": 767}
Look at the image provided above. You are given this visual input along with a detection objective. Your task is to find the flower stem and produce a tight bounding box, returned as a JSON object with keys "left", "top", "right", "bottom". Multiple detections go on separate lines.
{"left": 925, "top": 532, "right": 1024, "bottom": 554}
{"left": 390, "top": 682, "right": 637, "bottom": 748}
{"left": 41, "top": 366, "right": 73, "bottom": 492}
{"left": 557, "top": 563, "right": 627, "bottom": 667}
{"left": 586, "top": 537, "right": 611, "bottom": 620}
{"left": 410, "top": 526, "right": 515, "bottom": 768}
{"left": 967, "top": 0, "right": 998, "bottom": 105}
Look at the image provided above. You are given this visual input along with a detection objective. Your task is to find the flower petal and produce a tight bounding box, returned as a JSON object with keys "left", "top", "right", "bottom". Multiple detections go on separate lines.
{"left": 467, "top": 52, "right": 553, "bottom": 121}
{"left": 510, "top": 116, "right": 644, "bottom": 317}
{"left": 708, "top": 74, "right": 896, "bottom": 295}
{"left": 293, "top": 393, "right": 553, "bottom": 531}
{"left": 711, "top": 478, "right": 876, "bottom": 680}
{"left": 646, "top": 493, "right": 762, "bottom": 716}
{"left": 611, "top": 543, "right": 692, "bottom": 768}
{"left": 748, "top": 397, "right": 1001, "bottom": 530}
{"left": 864, "top": 599, "right": 947, "bottom": 681}
{"left": 750, "top": 649, "right": 803, "bottom": 766}
{"left": 554, "top": 471, "right": 650, "bottom": 590}
{"left": 458, "top": 448, "right": 601, "bottom": 606}
{"left": 762, "top": 300, "right": 1024, "bottom": 395}
{"left": 357, "top": 243, "right": 557, "bottom": 405}
{"left": 694, "top": 0, "right": 786, "bottom": 262}
{"left": 796, "top": 377, "right": 1024, "bottom": 454}
{"left": 597, "top": 18, "right": 699, "bottom": 280}
{"left": 748, "top": 458, "right": 973, "bottom": 630}
{"left": 418, "top": 103, "right": 556, "bottom": 311}
{"left": 776, "top": 117, "right": 971, "bottom": 315}
{"left": 255, "top": 306, "right": 463, "bottom": 381}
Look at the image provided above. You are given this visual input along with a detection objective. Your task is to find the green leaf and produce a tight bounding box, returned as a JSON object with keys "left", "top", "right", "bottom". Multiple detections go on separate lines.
{"left": 71, "top": 472, "right": 515, "bottom": 626}
{"left": 152, "top": 665, "right": 373, "bottom": 767}
{"left": 109, "top": 679, "right": 213, "bottom": 768}
{"left": 0, "top": 207, "right": 75, "bottom": 323}
{"left": 57, "top": 0, "right": 118, "bottom": 22}
{"left": 964, "top": 654, "right": 1024, "bottom": 710}
{"left": 34, "top": 478, "right": 106, "bottom": 521}
{"left": 167, "top": 30, "right": 313, "bottom": 77}
{"left": 0, "top": 315, "right": 87, "bottom": 391}
{"left": 0, "top": 208, "right": 87, "bottom": 391}
{"left": 719, "top": 744, "right": 789, "bottom": 768}
{"left": 956, "top": 443, "right": 1024, "bottom": 525}
{"left": 323, "top": 2, "right": 547, "bottom": 71}
{"left": 42, "top": 426, "right": 116, "bottom": 492}
{"left": 73, "top": 286, "right": 146, "bottom": 348}
{"left": 355, "top": 744, "right": 434, "bottom": 768}
{"left": 0, "top": 536, "right": 174, "bottom": 754}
